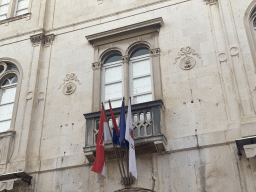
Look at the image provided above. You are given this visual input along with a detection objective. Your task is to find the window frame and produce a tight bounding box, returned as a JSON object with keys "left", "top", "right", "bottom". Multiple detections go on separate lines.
{"left": 129, "top": 51, "right": 154, "bottom": 105}
{"left": 101, "top": 58, "right": 124, "bottom": 109}
{"left": 86, "top": 17, "right": 163, "bottom": 112}
{"left": 0, "top": 60, "right": 22, "bottom": 133}
{"left": 0, "top": 0, "right": 31, "bottom": 21}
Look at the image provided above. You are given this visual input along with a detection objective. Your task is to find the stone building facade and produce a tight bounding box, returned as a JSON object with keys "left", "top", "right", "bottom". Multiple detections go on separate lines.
{"left": 1, "top": 0, "right": 256, "bottom": 191}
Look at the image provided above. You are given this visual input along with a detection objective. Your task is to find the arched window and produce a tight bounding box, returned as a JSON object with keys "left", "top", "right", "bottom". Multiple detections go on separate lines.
{"left": 129, "top": 47, "right": 153, "bottom": 104}
{"left": 0, "top": 62, "right": 19, "bottom": 132}
{"left": 101, "top": 53, "right": 123, "bottom": 109}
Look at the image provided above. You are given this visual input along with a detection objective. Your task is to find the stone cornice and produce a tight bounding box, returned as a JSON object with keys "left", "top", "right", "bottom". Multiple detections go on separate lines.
{"left": 30, "top": 33, "right": 55, "bottom": 47}
{"left": 205, "top": 0, "right": 218, "bottom": 5}
{"left": 85, "top": 17, "right": 164, "bottom": 45}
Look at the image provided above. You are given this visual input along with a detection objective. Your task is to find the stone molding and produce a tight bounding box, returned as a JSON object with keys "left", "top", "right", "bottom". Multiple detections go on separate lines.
{"left": 115, "top": 188, "right": 154, "bottom": 192}
{"left": 204, "top": 0, "right": 218, "bottom": 5}
{"left": 0, "top": 131, "right": 15, "bottom": 139}
{"left": 0, "top": 13, "right": 31, "bottom": 26}
{"left": 30, "top": 33, "right": 55, "bottom": 47}
{"left": 85, "top": 17, "right": 163, "bottom": 45}
{"left": 92, "top": 61, "right": 102, "bottom": 70}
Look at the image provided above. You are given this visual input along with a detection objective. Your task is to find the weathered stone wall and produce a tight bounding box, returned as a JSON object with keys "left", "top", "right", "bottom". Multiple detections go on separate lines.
{"left": 1, "top": 0, "right": 256, "bottom": 191}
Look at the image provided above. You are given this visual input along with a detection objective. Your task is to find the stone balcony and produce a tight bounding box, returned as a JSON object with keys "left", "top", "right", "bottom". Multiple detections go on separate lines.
{"left": 83, "top": 100, "right": 167, "bottom": 162}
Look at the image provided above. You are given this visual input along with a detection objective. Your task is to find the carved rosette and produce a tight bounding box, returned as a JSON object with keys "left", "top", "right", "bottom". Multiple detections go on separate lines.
{"left": 174, "top": 46, "right": 201, "bottom": 70}
{"left": 150, "top": 48, "right": 160, "bottom": 57}
{"left": 30, "top": 33, "right": 55, "bottom": 47}
{"left": 92, "top": 62, "right": 102, "bottom": 70}
{"left": 59, "top": 73, "right": 81, "bottom": 95}
{"left": 204, "top": 0, "right": 218, "bottom": 5}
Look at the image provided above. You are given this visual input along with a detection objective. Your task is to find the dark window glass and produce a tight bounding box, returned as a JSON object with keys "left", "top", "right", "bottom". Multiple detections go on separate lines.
{"left": 2, "top": 79, "right": 10, "bottom": 86}
{"left": 104, "top": 54, "right": 122, "bottom": 64}
{"left": 131, "top": 47, "right": 149, "bottom": 58}
{"left": 254, "top": 18, "right": 256, "bottom": 28}
{"left": 0, "top": 65, "right": 4, "bottom": 73}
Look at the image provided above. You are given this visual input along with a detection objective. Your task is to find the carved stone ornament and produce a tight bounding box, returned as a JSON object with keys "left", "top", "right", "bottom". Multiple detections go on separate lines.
{"left": 204, "top": 0, "right": 218, "bottom": 5}
{"left": 30, "top": 33, "right": 55, "bottom": 47}
{"left": 150, "top": 48, "right": 160, "bottom": 57}
{"left": 122, "top": 55, "right": 129, "bottom": 63}
{"left": 174, "top": 46, "right": 201, "bottom": 70}
{"left": 92, "top": 62, "right": 102, "bottom": 70}
{"left": 59, "top": 73, "right": 81, "bottom": 95}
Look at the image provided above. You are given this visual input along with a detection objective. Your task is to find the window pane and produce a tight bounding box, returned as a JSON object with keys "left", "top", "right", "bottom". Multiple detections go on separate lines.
{"left": 133, "top": 59, "right": 150, "bottom": 77}
{"left": 0, "top": 4, "right": 9, "bottom": 15}
{"left": 16, "top": 9, "right": 27, "bottom": 16}
{"left": 2, "top": 0, "right": 10, "bottom": 4}
{"left": 105, "top": 66, "right": 122, "bottom": 84}
{"left": 104, "top": 100, "right": 122, "bottom": 110}
{"left": 104, "top": 54, "right": 122, "bottom": 64}
{"left": 105, "top": 83, "right": 122, "bottom": 101}
{"left": 133, "top": 76, "right": 152, "bottom": 95}
{"left": 1, "top": 87, "right": 16, "bottom": 104}
{"left": 131, "top": 48, "right": 149, "bottom": 58}
{"left": 0, "top": 103, "right": 14, "bottom": 121}
{"left": 134, "top": 94, "right": 152, "bottom": 104}
{"left": 0, "top": 120, "right": 11, "bottom": 132}
{"left": 17, "top": 0, "right": 29, "bottom": 10}
{"left": 0, "top": 14, "right": 6, "bottom": 20}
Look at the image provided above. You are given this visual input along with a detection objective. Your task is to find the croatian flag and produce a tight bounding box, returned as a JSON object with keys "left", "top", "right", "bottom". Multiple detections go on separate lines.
{"left": 125, "top": 100, "right": 137, "bottom": 179}
{"left": 91, "top": 104, "right": 112, "bottom": 181}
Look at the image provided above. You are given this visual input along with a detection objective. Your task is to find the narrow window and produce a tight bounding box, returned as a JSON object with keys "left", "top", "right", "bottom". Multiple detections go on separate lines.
{"left": 102, "top": 53, "right": 123, "bottom": 109}
{"left": 129, "top": 47, "right": 153, "bottom": 104}
{"left": 0, "top": 62, "right": 19, "bottom": 132}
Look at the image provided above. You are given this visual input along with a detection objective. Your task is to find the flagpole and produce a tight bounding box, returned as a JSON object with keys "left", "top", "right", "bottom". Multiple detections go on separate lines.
{"left": 102, "top": 102, "right": 125, "bottom": 183}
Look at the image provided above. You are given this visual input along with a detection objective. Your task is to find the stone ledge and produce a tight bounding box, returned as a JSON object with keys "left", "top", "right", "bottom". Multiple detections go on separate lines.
{"left": 0, "top": 13, "right": 31, "bottom": 25}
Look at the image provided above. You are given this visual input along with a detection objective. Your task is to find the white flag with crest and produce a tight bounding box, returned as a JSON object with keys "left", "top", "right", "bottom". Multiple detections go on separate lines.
{"left": 125, "top": 99, "right": 137, "bottom": 179}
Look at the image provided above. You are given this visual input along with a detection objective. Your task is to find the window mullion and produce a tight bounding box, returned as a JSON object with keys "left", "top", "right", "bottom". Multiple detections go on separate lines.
{"left": 7, "top": 0, "right": 16, "bottom": 18}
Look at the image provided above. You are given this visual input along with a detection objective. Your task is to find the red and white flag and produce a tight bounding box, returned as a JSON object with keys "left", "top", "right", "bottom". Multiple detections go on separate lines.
{"left": 91, "top": 104, "right": 112, "bottom": 181}
{"left": 125, "top": 100, "right": 137, "bottom": 179}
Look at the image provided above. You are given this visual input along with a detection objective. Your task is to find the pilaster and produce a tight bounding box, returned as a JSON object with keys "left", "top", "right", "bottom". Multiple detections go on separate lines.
{"left": 122, "top": 55, "right": 129, "bottom": 106}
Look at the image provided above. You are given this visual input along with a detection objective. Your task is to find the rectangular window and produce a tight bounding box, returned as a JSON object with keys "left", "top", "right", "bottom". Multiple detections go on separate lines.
{"left": 0, "top": 0, "right": 29, "bottom": 21}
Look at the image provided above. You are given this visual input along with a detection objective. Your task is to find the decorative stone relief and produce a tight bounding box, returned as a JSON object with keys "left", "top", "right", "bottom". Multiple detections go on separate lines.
{"left": 204, "top": 0, "right": 218, "bottom": 5}
{"left": 30, "top": 33, "right": 55, "bottom": 47}
{"left": 122, "top": 55, "right": 129, "bottom": 63}
{"left": 59, "top": 73, "right": 81, "bottom": 95}
{"left": 150, "top": 48, "right": 160, "bottom": 57}
{"left": 174, "top": 46, "right": 201, "bottom": 70}
{"left": 26, "top": 92, "right": 33, "bottom": 101}
{"left": 218, "top": 53, "right": 227, "bottom": 62}
{"left": 230, "top": 47, "right": 239, "bottom": 56}
{"left": 92, "top": 62, "right": 102, "bottom": 70}
{"left": 44, "top": 34, "right": 55, "bottom": 47}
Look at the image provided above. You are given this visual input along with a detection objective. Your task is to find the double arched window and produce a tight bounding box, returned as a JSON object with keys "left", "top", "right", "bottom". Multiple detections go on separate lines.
{"left": 101, "top": 46, "right": 153, "bottom": 109}
{"left": 0, "top": 62, "right": 19, "bottom": 132}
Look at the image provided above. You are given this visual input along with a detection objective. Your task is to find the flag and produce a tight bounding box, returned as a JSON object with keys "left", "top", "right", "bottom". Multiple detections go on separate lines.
{"left": 109, "top": 101, "right": 119, "bottom": 144}
{"left": 125, "top": 99, "right": 137, "bottom": 179}
{"left": 91, "top": 104, "right": 112, "bottom": 181}
{"left": 119, "top": 100, "right": 129, "bottom": 148}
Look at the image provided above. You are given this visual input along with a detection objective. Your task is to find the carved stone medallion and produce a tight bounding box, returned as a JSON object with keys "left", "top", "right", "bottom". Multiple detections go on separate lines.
{"left": 59, "top": 73, "right": 81, "bottom": 95}
{"left": 63, "top": 82, "right": 76, "bottom": 95}
{"left": 174, "top": 46, "right": 201, "bottom": 70}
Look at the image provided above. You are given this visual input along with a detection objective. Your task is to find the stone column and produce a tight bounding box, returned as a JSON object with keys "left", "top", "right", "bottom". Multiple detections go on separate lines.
{"left": 122, "top": 55, "right": 129, "bottom": 106}
{"left": 218, "top": 0, "right": 255, "bottom": 117}
{"left": 26, "top": 34, "right": 55, "bottom": 172}
{"left": 92, "top": 61, "right": 102, "bottom": 112}
{"left": 150, "top": 48, "right": 163, "bottom": 101}
{"left": 205, "top": 0, "right": 240, "bottom": 121}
